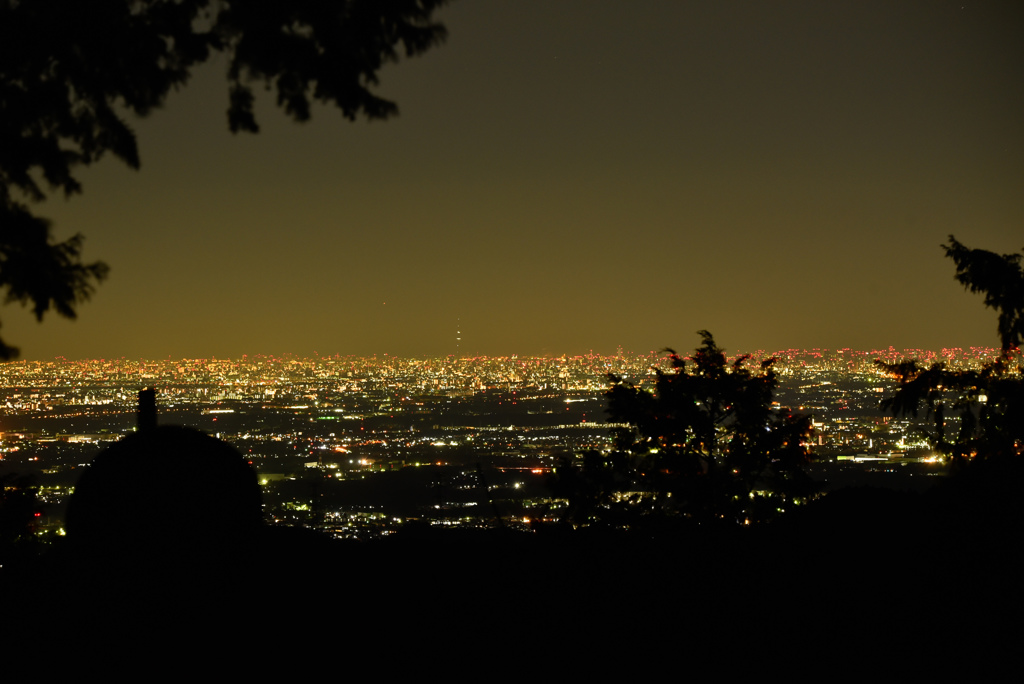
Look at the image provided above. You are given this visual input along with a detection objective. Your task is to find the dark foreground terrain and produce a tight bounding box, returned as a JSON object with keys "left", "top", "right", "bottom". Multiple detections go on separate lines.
{"left": 4, "top": 466, "right": 1018, "bottom": 676}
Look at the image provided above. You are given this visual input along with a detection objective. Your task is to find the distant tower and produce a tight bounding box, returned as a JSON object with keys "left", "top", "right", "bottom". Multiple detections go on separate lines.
{"left": 456, "top": 318, "right": 461, "bottom": 356}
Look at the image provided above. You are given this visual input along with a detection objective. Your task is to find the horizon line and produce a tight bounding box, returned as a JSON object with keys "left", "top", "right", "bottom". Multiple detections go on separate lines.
{"left": 7, "top": 345, "right": 1010, "bottom": 364}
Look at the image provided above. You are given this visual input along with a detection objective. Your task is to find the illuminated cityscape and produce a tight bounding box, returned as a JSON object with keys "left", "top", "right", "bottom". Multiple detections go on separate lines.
{"left": 1, "top": 1, "right": 1018, "bottom": 665}
{"left": 0, "top": 346, "right": 1002, "bottom": 540}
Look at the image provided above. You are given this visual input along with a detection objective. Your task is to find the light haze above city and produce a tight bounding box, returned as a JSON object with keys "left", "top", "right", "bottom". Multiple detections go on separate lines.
{"left": 7, "top": 1, "right": 1022, "bottom": 360}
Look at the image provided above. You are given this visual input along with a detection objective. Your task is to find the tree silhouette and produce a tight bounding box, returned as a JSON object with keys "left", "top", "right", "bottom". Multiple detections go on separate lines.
{"left": 943, "top": 236, "right": 1024, "bottom": 354}
{"left": 877, "top": 236, "right": 1024, "bottom": 463}
{"left": 552, "top": 331, "right": 815, "bottom": 528}
{"left": 0, "top": 0, "right": 449, "bottom": 358}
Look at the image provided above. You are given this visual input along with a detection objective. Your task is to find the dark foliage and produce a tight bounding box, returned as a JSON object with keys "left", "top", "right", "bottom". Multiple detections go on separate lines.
{"left": 877, "top": 236, "right": 1024, "bottom": 463}
{"left": 551, "top": 331, "right": 815, "bottom": 529}
{"left": 0, "top": 0, "right": 449, "bottom": 357}
{"left": 943, "top": 235, "right": 1024, "bottom": 353}
{"left": 0, "top": 207, "right": 108, "bottom": 358}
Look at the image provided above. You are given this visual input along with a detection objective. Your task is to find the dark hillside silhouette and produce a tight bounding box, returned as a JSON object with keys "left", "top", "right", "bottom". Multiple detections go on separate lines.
{"left": 866, "top": 237, "right": 1024, "bottom": 612}
{"left": 3, "top": 337, "right": 1015, "bottom": 670}
{"left": 0, "top": 0, "right": 449, "bottom": 358}
{"left": 8, "top": 422, "right": 348, "bottom": 664}
{"left": 64, "top": 424, "right": 263, "bottom": 548}
{"left": 0, "top": 472, "right": 44, "bottom": 567}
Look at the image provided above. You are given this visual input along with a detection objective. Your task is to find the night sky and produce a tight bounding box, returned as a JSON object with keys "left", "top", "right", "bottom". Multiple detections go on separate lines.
{"left": 8, "top": 0, "right": 1023, "bottom": 360}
